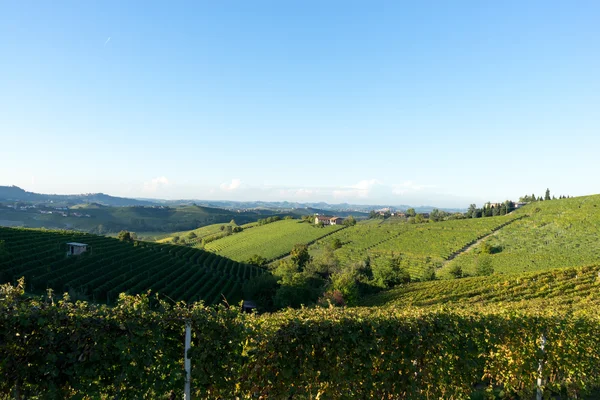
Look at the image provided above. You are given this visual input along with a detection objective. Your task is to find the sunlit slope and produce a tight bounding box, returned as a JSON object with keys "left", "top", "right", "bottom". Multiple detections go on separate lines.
{"left": 361, "top": 264, "right": 600, "bottom": 314}
{"left": 0, "top": 227, "right": 265, "bottom": 305}
{"left": 203, "top": 219, "right": 344, "bottom": 262}
{"left": 439, "top": 195, "right": 600, "bottom": 277}
{"left": 309, "top": 216, "right": 517, "bottom": 279}
{"left": 155, "top": 221, "right": 257, "bottom": 244}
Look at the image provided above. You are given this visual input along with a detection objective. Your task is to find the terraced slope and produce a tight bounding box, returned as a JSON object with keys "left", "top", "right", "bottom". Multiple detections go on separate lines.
{"left": 361, "top": 264, "right": 600, "bottom": 314}
{"left": 309, "top": 216, "right": 517, "bottom": 279}
{"left": 0, "top": 227, "right": 265, "bottom": 305}
{"left": 440, "top": 195, "right": 600, "bottom": 277}
{"left": 204, "top": 219, "right": 344, "bottom": 262}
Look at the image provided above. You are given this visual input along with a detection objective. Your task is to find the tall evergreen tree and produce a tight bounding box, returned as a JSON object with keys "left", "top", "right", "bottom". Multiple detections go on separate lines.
{"left": 545, "top": 188, "right": 551, "bottom": 201}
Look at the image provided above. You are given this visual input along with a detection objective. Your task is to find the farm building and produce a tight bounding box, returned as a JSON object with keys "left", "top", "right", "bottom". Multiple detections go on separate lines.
{"left": 314, "top": 216, "right": 344, "bottom": 225}
{"left": 66, "top": 242, "right": 88, "bottom": 256}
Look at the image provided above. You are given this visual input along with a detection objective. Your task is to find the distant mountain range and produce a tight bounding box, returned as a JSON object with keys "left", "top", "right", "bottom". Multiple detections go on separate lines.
{"left": 145, "top": 199, "right": 464, "bottom": 214}
{"left": 0, "top": 186, "right": 464, "bottom": 213}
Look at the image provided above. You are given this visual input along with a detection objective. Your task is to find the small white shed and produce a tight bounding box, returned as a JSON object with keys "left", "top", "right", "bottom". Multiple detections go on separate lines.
{"left": 66, "top": 242, "right": 88, "bottom": 256}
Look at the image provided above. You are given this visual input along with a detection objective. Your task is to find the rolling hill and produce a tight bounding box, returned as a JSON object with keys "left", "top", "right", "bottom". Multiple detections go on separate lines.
{"left": 203, "top": 219, "right": 345, "bottom": 262}
{"left": 307, "top": 214, "right": 519, "bottom": 279}
{"left": 0, "top": 226, "right": 265, "bottom": 305}
{"left": 439, "top": 195, "right": 600, "bottom": 277}
{"left": 0, "top": 202, "right": 285, "bottom": 234}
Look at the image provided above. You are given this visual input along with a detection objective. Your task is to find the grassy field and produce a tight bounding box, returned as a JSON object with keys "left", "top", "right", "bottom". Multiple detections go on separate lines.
{"left": 308, "top": 215, "right": 517, "bottom": 279}
{"left": 0, "top": 226, "right": 265, "bottom": 305}
{"left": 439, "top": 195, "right": 600, "bottom": 277}
{"left": 203, "top": 219, "right": 345, "bottom": 262}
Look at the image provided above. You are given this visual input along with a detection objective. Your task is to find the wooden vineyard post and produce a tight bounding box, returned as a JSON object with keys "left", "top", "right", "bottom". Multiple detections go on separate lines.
{"left": 537, "top": 333, "right": 546, "bottom": 400}
{"left": 184, "top": 322, "right": 192, "bottom": 399}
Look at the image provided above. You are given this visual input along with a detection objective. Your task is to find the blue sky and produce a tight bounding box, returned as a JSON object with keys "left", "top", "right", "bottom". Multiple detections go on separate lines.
{"left": 1, "top": 1, "right": 599, "bottom": 207}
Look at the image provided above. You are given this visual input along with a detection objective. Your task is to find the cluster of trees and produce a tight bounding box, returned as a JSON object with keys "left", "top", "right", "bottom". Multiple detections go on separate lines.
{"left": 257, "top": 216, "right": 281, "bottom": 226}
{"left": 520, "top": 189, "right": 569, "bottom": 203}
{"left": 243, "top": 244, "right": 439, "bottom": 311}
{"left": 117, "top": 230, "right": 137, "bottom": 242}
{"left": 466, "top": 201, "right": 516, "bottom": 218}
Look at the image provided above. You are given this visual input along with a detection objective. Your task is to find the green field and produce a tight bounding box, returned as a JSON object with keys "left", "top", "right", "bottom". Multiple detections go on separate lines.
{"left": 308, "top": 215, "right": 517, "bottom": 279}
{"left": 0, "top": 227, "right": 265, "bottom": 305}
{"left": 203, "top": 219, "right": 345, "bottom": 262}
{"left": 439, "top": 195, "right": 600, "bottom": 277}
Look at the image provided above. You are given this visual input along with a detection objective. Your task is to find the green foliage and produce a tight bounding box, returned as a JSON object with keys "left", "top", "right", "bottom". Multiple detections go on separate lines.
{"left": 273, "top": 273, "right": 324, "bottom": 309}
{"left": 242, "top": 273, "right": 279, "bottom": 311}
{"left": 187, "top": 231, "right": 197, "bottom": 239}
{"left": 476, "top": 255, "right": 494, "bottom": 276}
{"left": 2, "top": 282, "right": 599, "bottom": 399}
{"left": 117, "top": 230, "right": 132, "bottom": 242}
{"left": 331, "top": 269, "right": 360, "bottom": 305}
{"left": 246, "top": 254, "right": 267, "bottom": 267}
{"left": 373, "top": 256, "right": 411, "bottom": 288}
{"left": 406, "top": 208, "right": 416, "bottom": 217}
{"left": 330, "top": 238, "right": 342, "bottom": 249}
{"left": 290, "top": 244, "right": 311, "bottom": 271}
{"left": 448, "top": 264, "right": 463, "bottom": 279}
{"left": 257, "top": 216, "right": 281, "bottom": 226}
{"left": 343, "top": 215, "right": 356, "bottom": 226}
{"left": 421, "top": 265, "right": 437, "bottom": 281}
{"left": 414, "top": 213, "right": 426, "bottom": 224}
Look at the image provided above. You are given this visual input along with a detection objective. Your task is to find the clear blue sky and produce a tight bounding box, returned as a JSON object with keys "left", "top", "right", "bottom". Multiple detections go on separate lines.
{"left": 1, "top": 1, "right": 599, "bottom": 207}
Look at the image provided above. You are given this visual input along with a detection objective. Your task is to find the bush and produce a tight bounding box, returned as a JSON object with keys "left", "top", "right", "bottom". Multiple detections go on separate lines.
{"left": 476, "top": 255, "right": 494, "bottom": 276}
{"left": 242, "top": 274, "right": 280, "bottom": 312}
{"left": 246, "top": 254, "right": 268, "bottom": 267}
{"left": 373, "top": 257, "right": 411, "bottom": 288}
{"left": 448, "top": 264, "right": 463, "bottom": 279}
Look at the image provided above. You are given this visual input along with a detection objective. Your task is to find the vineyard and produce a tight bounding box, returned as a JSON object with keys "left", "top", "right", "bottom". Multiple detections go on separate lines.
{"left": 309, "top": 215, "right": 518, "bottom": 279}
{"left": 2, "top": 277, "right": 599, "bottom": 399}
{"left": 0, "top": 227, "right": 266, "bottom": 305}
{"left": 440, "top": 195, "right": 600, "bottom": 277}
{"left": 362, "top": 264, "right": 600, "bottom": 312}
{"left": 154, "top": 221, "right": 256, "bottom": 245}
{"left": 203, "top": 219, "right": 345, "bottom": 262}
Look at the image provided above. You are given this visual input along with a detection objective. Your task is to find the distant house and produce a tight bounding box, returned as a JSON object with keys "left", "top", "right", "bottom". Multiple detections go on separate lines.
{"left": 66, "top": 242, "right": 88, "bottom": 256}
{"left": 330, "top": 217, "right": 343, "bottom": 225}
{"left": 515, "top": 202, "right": 527, "bottom": 209}
{"left": 314, "top": 216, "right": 343, "bottom": 226}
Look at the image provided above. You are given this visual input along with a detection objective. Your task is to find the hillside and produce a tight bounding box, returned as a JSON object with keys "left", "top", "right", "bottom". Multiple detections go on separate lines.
{"left": 0, "top": 185, "right": 157, "bottom": 207}
{"left": 439, "top": 195, "right": 600, "bottom": 277}
{"left": 361, "top": 263, "right": 600, "bottom": 313}
{"left": 203, "top": 219, "right": 345, "bottom": 262}
{"left": 0, "top": 203, "right": 282, "bottom": 234}
{"left": 154, "top": 221, "right": 258, "bottom": 244}
{"left": 308, "top": 215, "right": 518, "bottom": 279}
{"left": 0, "top": 227, "right": 265, "bottom": 304}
